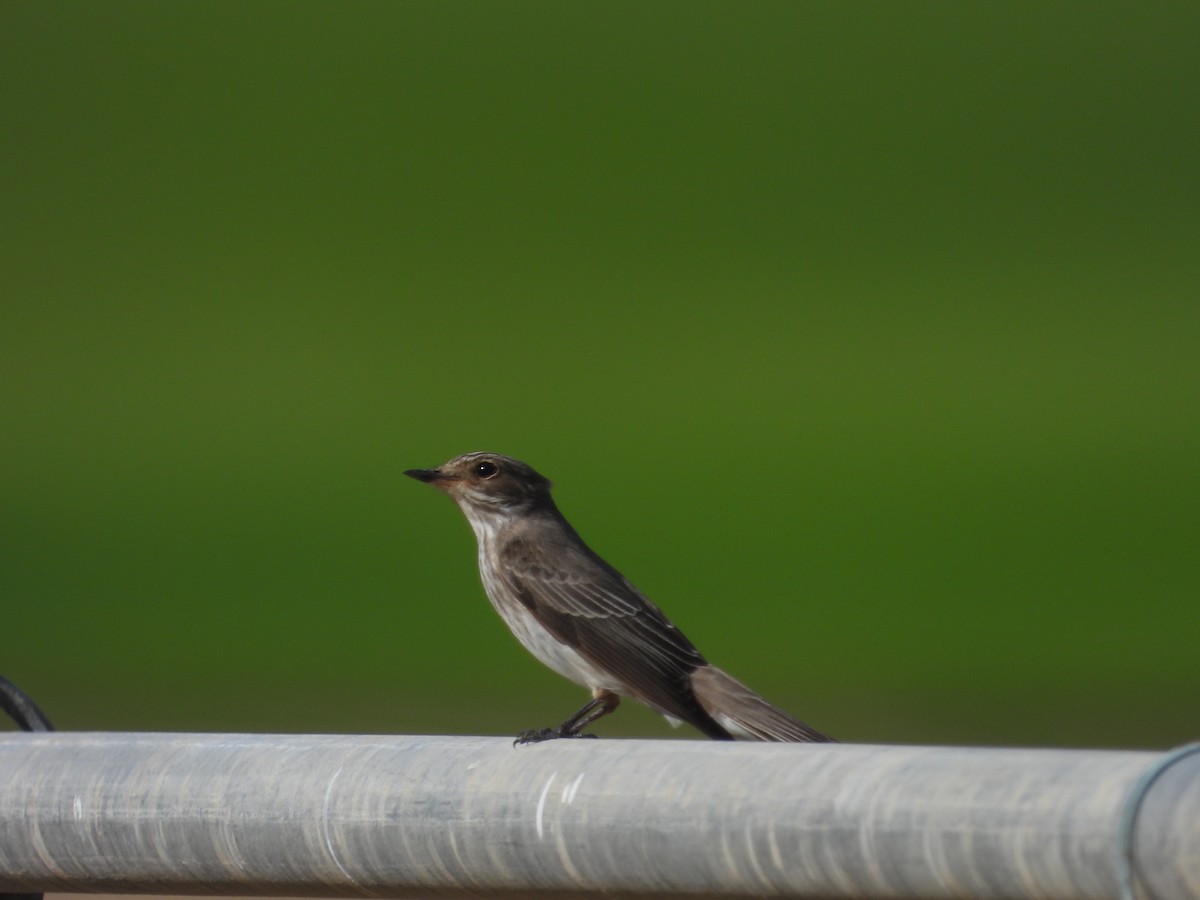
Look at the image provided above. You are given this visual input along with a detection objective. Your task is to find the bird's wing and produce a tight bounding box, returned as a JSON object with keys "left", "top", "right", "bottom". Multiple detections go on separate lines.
{"left": 498, "top": 534, "right": 722, "bottom": 731}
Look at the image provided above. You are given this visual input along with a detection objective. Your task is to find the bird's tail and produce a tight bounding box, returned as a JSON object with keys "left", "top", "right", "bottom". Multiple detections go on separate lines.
{"left": 690, "top": 665, "right": 834, "bottom": 742}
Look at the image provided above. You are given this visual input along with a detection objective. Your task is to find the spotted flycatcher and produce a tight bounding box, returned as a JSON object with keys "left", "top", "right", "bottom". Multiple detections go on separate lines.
{"left": 406, "top": 452, "right": 833, "bottom": 743}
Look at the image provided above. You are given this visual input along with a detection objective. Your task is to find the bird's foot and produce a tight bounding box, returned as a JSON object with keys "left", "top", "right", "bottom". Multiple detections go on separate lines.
{"left": 513, "top": 727, "right": 599, "bottom": 746}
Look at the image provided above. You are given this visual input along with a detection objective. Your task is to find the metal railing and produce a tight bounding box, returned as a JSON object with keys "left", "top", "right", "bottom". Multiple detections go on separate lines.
{"left": 1, "top": 732, "right": 1196, "bottom": 898}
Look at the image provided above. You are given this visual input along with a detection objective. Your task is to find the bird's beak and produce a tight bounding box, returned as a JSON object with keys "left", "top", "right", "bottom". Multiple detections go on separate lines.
{"left": 405, "top": 467, "right": 444, "bottom": 484}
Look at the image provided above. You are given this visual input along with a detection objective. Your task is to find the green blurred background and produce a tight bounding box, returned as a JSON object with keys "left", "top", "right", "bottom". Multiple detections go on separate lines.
{"left": 3, "top": 2, "right": 1196, "bottom": 748}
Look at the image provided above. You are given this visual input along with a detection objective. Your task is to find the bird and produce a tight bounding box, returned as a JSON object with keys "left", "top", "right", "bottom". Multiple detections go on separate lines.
{"left": 405, "top": 452, "right": 833, "bottom": 744}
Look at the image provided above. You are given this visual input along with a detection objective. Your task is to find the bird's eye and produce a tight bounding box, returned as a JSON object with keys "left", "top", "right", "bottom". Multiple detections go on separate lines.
{"left": 475, "top": 461, "right": 499, "bottom": 479}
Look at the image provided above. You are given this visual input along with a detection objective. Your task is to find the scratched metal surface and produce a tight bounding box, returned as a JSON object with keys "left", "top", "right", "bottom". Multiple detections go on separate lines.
{"left": 0, "top": 734, "right": 1194, "bottom": 898}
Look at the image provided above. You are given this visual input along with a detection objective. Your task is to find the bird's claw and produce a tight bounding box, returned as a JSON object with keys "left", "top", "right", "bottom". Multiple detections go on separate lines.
{"left": 513, "top": 727, "right": 599, "bottom": 746}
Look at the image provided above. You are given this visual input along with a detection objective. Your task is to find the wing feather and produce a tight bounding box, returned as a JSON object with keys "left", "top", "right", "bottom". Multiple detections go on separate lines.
{"left": 498, "top": 534, "right": 720, "bottom": 730}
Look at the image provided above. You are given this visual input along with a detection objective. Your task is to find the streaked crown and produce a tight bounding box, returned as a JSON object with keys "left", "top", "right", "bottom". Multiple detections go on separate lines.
{"left": 405, "top": 451, "right": 553, "bottom": 514}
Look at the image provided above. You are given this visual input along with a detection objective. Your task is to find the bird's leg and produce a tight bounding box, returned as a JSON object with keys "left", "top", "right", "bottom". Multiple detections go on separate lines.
{"left": 515, "top": 690, "right": 620, "bottom": 745}
{"left": 560, "top": 689, "right": 620, "bottom": 734}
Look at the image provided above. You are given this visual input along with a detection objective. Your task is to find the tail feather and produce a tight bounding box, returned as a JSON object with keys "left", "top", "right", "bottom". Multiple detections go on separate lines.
{"left": 690, "top": 665, "right": 834, "bottom": 743}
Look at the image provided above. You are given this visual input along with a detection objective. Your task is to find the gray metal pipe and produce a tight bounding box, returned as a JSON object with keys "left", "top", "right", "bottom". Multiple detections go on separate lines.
{"left": 0, "top": 733, "right": 1195, "bottom": 899}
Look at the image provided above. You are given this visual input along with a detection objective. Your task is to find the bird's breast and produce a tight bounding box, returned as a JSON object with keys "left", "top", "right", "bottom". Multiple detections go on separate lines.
{"left": 476, "top": 547, "right": 623, "bottom": 695}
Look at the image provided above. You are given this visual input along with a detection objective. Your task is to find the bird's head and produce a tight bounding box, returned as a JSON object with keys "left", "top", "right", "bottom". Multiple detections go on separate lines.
{"left": 405, "top": 452, "right": 553, "bottom": 518}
